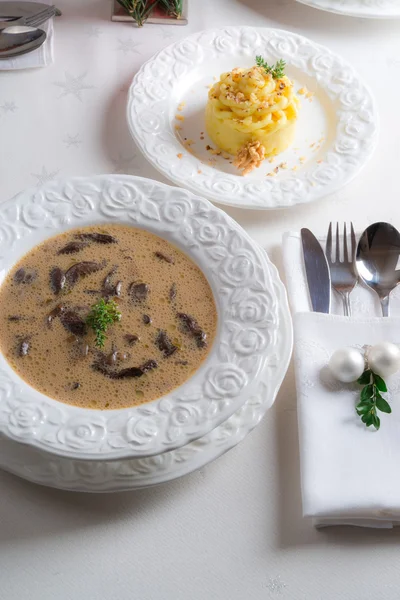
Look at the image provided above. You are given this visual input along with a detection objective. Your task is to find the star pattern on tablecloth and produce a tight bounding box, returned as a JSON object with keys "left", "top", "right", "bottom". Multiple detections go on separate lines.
{"left": 63, "top": 134, "right": 82, "bottom": 149}
{"left": 112, "top": 152, "right": 139, "bottom": 173}
{"left": 117, "top": 38, "right": 142, "bottom": 55}
{"left": 159, "top": 27, "right": 174, "bottom": 40}
{"left": 85, "top": 26, "right": 102, "bottom": 38}
{"left": 53, "top": 72, "right": 94, "bottom": 101}
{"left": 31, "top": 166, "right": 60, "bottom": 186}
{"left": 265, "top": 576, "right": 287, "bottom": 595}
{"left": 1, "top": 101, "right": 18, "bottom": 113}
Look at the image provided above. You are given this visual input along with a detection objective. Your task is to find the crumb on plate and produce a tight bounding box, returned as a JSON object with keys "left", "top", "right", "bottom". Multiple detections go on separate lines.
{"left": 233, "top": 141, "right": 265, "bottom": 176}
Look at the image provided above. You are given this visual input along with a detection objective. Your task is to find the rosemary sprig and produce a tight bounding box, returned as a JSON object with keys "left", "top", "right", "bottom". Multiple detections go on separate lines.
{"left": 86, "top": 298, "right": 121, "bottom": 349}
{"left": 356, "top": 369, "right": 391, "bottom": 431}
{"left": 157, "top": 0, "right": 183, "bottom": 18}
{"left": 255, "top": 55, "right": 286, "bottom": 79}
{"left": 116, "top": 0, "right": 155, "bottom": 27}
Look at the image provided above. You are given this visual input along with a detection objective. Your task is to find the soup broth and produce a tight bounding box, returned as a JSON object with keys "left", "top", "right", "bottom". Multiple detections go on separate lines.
{"left": 0, "top": 225, "right": 217, "bottom": 410}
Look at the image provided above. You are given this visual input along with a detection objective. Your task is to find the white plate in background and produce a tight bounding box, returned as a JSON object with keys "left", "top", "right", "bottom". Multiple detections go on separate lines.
{"left": 296, "top": 0, "right": 400, "bottom": 19}
{"left": 127, "top": 26, "right": 378, "bottom": 210}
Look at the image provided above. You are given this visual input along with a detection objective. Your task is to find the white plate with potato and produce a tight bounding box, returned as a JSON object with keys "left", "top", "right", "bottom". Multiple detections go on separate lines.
{"left": 127, "top": 27, "right": 378, "bottom": 210}
{"left": 296, "top": 0, "right": 400, "bottom": 19}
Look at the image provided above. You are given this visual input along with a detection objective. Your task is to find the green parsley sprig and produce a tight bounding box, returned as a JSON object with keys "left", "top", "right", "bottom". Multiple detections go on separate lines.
{"left": 86, "top": 298, "right": 121, "bottom": 349}
{"left": 255, "top": 56, "right": 286, "bottom": 79}
{"left": 356, "top": 369, "right": 391, "bottom": 431}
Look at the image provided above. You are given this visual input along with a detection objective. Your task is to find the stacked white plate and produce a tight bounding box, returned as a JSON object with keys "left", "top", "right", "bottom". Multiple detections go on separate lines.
{"left": 0, "top": 175, "right": 292, "bottom": 491}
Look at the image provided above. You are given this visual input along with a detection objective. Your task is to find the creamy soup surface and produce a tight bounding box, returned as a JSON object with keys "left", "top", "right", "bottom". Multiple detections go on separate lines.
{"left": 0, "top": 225, "right": 217, "bottom": 409}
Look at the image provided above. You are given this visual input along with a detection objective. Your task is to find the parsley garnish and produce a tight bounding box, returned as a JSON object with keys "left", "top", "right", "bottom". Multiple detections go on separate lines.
{"left": 86, "top": 298, "right": 121, "bottom": 349}
{"left": 255, "top": 55, "right": 286, "bottom": 79}
{"left": 356, "top": 370, "right": 391, "bottom": 431}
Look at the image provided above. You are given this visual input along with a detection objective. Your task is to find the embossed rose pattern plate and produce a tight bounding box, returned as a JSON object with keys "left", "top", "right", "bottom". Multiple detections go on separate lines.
{"left": 0, "top": 262, "right": 292, "bottom": 492}
{"left": 296, "top": 0, "right": 400, "bottom": 18}
{"left": 0, "top": 175, "right": 286, "bottom": 461}
{"left": 127, "top": 27, "right": 378, "bottom": 210}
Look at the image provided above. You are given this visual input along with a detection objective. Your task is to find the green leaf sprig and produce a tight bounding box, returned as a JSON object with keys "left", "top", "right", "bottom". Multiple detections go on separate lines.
{"left": 356, "top": 369, "right": 391, "bottom": 431}
{"left": 86, "top": 298, "right": 121, "bottom": 349}
{"left": 116, "top": 0, "right": 183, "bottom": 26}
{"left": 157, "top": 0, "right": 183, "bottom": 18}
{"left": 115, "top": 0, "right": 154, "bottom": 27}
{"left": 255, "top": 56, "right": 286, "bottom": 79}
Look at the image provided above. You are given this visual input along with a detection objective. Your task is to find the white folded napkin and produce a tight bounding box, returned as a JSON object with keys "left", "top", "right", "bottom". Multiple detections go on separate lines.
{"left": 283, "top": 231, "right": 400, "bottom": 528}
{"left": 0, "top": 3, "right": 54, "bottom": 70}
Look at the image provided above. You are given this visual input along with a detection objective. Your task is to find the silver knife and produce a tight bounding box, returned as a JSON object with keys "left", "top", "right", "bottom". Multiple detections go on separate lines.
{"left": 301, "top": 228, "right": 331, "bottom": 314}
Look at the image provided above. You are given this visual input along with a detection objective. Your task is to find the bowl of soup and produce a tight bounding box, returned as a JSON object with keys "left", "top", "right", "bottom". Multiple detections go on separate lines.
{"left": 0, "top": 175, "right": 282, "bottom": 461}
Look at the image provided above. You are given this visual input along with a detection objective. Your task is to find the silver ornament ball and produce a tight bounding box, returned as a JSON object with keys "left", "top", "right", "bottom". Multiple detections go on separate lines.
{"left": 368, "top": 342, "right": 400, "bottom": 378}
{"left": 328, "top": 347, "right": 365, "bottom": 383}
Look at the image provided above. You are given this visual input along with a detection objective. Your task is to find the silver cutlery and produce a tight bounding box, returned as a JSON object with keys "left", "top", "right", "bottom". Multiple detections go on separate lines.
{"left": 325, "top": 222, "right": 358, "bottom": 317}
{"left": 0, "top": 1, "right": 60, "bottom": 17}
{"left": 356, "top": 222, "right": 400, "bottom": 317}
{"left": 0, "top": 25, "right": 45, "bottom": 58}
{"left": 301, "top": 228, "right": 331, "bottom": 314}
{"left": 0, "top": 5, "right": 56, "bottom": 29}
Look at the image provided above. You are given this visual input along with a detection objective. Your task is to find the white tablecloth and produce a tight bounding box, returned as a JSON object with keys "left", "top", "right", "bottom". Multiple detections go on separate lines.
{"left": 2, "top": 1, "right": 400, "bottom": 599}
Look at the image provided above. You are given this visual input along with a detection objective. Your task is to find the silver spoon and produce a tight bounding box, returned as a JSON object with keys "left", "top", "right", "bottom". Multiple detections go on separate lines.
{"left": 356, "top": 222, "right": 400, "bottom": 317}
{"left": 0, "top": 26, "right": 46, "bottom": 59}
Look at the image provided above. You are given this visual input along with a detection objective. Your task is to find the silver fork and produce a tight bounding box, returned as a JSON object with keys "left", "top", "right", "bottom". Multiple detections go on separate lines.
{"left": 0, "top": 6, "right": 57, "bottom": 31}
{"left": 326, "top": 222, "right": 358, "bottom": 316}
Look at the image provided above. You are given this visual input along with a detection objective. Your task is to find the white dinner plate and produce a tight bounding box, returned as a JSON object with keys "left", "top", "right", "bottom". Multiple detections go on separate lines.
{"left": 127, "top": 26, "right": 378, "bottom": 210}
{"left": 0, "top": 259, "right": 292, "bottom": 492}
{"left": 0, "top": 175, "right": 287, "bottom": 463}
{"left": 296, "top": 0, "right": 400, "bottom": 18}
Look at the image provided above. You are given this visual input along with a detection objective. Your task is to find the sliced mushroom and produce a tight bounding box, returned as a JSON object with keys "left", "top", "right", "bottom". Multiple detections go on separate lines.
{"left": 75, "top": 233, "right": 117, "bottom": 244}
{"left": 140, "top": 359, "right": 158, "bottom": 373}
{"left": 177, "top": 312, "right": 207, "bottom": 349}
{"left": 57, "top": 241, "right": 89, "bottom": 255}
{"left": 60, "top": 311, "right": 87, "bottom": 336}
{"left": 142, "top": 314, "right": 151, "bottom": 325}
{"left": 124, "top": 334, "right": 139, "bottom": 346}
{"left": 102, "top": 268, "right": 122, "bottom": 298}
{"left": 156, "top": 330, "right": 178, "bottom": 357}
{"left": 14, "top": 268, "right": 37, "bottom": 285}
{"left": 155, "top": 251, "right": 174, "bottom": 264}
{"left": 46, "top": 304, "right": 65, "bottom": 328}
{"left": 18, "top": 339, "right": 30, "bottom": 357}
{"left": 169, "top": 283, "right": 177, "bottom": 302}
{"left": 92, "top": 359, "right": 158, "bottom": 379}
{"left": 50, "top": 267, "right": 66, "bottom": 294}
{"left": 65, "top": 261, "right": 105, "bottom": 287}
{"left": 105, "top": 344, "right": 130, "bottom": 365}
